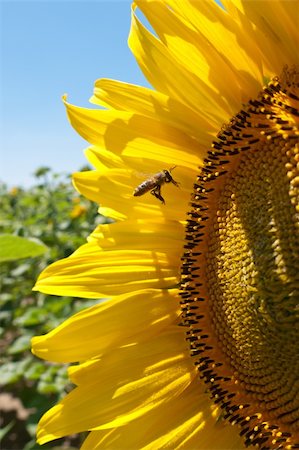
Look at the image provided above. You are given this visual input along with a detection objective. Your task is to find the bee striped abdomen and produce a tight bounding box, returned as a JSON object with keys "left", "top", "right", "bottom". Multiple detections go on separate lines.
{"left": 133, "top": 181, "right": 153, "bottom": 196}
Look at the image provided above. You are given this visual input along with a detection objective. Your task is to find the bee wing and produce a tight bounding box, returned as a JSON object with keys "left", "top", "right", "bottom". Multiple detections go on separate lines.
{"left": 133, "top": 170, "right": 155, "bottom": 180}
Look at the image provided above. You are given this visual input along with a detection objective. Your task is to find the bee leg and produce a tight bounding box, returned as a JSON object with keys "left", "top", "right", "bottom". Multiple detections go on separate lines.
{"left": 171, "top": 178, "right": 180, "bottom": 188}
{"left": 151, "top": 186, "right": 165, "bottom": 204}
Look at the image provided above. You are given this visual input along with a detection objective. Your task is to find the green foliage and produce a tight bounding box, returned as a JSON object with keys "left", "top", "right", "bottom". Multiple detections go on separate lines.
{"left": 0, "top": 235, "right": 48, "bottom": 262}
{"left": 0, "top": 168, "right": 107, "bottom": 449}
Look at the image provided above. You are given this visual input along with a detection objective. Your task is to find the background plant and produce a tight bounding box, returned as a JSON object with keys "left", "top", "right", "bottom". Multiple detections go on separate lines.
{"left": 0, "top": 167, "right": 106, "bottom": 449}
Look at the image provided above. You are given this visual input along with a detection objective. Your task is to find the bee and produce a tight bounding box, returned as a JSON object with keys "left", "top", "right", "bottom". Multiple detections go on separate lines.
{"left": 133, "top": 166, "right": 179, "bottom": 204}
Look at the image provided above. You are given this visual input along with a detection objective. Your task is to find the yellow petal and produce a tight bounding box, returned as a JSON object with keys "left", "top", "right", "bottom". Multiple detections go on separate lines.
{"left": 32, "top": 288, "right": 180, "bottom": 363}
{"left": 129, "top": 3, "right": 230, "bottom": 122}
{"left": 163, "top": 0, "right": 264, "bottom": 98}
{"left": 81, "top": 381, "right": 246, "bottom": 450}
{"left": 36, "top": 329, "right": 195, "bottom": 445}
{"left": 91, "top": 78, "right": 217, "bottom": 143}
{"left": 134, "top": 0, "right": 261, "bottom": 112}
{"left": 72, "top": 167, "right": 194, "bottom": 221}
{"left": 33, "top": 224, "right": 182, "bottom": 297}
{"left": 84, "top": 145, "right": 125, "bottom": 171}
{"left": 64, "top": 96, "right": 205, "bottom": 164}
{"left": 224, "top": 0, "right": 299, "bottom": 73}
{"left": 89, "top": 219, "right": 185, "bottom": 249}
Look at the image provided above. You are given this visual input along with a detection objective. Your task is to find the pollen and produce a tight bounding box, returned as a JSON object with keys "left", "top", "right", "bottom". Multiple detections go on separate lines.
{"left": 180, "top": 67, "right": 299, "bottom": 449}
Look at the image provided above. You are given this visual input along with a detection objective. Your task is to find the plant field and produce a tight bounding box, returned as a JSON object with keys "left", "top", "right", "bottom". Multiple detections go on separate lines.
{"left": 0, "top": 167, "right": 106, "bottom": 449}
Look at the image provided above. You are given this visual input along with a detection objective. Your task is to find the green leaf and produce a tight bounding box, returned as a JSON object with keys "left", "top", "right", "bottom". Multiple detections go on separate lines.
{"left": 25, "top": 361, "right": 47, "bottom": 380}
{"left": 0, "top": 420, "right": 15, "bottom": 440}
{"left": 0, "top": 235, "right": 47, "bottom": 262}
{"left": 0, "top": 360, "right": 29, "bottom": 384}
{"left": 14, "top": 307, "right": 48, "bottom": 326}
{"left": 8, "top": 335, "right": 32, "bottom": 354}
{"left": 33, "top": 166, "right": 51, "bottom": 178}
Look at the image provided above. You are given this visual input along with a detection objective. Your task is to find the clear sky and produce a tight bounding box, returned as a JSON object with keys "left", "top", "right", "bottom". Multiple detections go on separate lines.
{"left": 1, "top": 0, "right": 149, "bottom": 187}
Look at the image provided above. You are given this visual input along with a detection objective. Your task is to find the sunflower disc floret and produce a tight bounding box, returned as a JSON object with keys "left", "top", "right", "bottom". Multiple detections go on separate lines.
{"left": 180, "top": 67, "right": 299, "bottom": 449}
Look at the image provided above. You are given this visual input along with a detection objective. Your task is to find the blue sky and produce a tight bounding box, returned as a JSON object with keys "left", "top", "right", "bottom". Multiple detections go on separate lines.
{"left": 1, "top": 1, "right": 149, "bottom": 187}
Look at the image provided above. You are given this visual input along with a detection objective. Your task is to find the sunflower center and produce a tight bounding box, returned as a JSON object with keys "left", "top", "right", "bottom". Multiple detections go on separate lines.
{"left": 207, "top": 139, "right": 299, "bottom": 381}
{"left": 180, "top": 67, "right": 299, "bottom": 449}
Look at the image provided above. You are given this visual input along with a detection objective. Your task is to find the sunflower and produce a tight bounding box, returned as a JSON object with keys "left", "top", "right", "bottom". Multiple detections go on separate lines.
{"left": 32, "top": 0, "right": 299, "bottom": 448}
